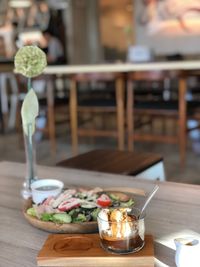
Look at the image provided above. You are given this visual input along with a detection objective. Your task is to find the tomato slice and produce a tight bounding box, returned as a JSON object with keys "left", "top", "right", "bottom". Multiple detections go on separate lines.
{"left": 97, "top": 194, "right": 111, "bottom": 207}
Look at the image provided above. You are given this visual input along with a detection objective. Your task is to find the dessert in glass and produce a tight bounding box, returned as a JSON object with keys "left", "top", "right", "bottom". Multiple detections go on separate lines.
{"left": 97, "top": 207, "right": 145, "bottom": 254}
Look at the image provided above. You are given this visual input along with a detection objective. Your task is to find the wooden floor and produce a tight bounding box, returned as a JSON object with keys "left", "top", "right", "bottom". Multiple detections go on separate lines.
{"left": 0, "top": 123, "right": 200, "bottom": 185}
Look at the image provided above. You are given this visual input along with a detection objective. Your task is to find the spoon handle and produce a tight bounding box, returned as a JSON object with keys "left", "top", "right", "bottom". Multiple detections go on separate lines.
{"left": 140, "top": 185, "right": 159, "bottom": 217}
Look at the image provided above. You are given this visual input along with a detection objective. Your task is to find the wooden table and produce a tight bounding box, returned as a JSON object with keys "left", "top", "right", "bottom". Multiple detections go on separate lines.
{"left": 1, "top": 161, "right": 199, "bottom": 267}
{"left": 57, "top": 149, "right": 165, "bottom": 181}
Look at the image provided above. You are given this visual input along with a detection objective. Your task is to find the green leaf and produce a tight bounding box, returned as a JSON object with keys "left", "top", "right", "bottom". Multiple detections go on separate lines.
{"left": 73, "top": 213, "right": 87, "bottom": 223}
{"left": 41, "top": 213, "right": 53, "bottom": 222}
{"left": 21, "top": 89, "right": 39, "bottom": 136}
{"left": 91, "top": 208, "right": 100, "bottom": 221}
{"left": 26, "top": 207, "right": 36, "bottom": 217}
{"left": 52, "top": 213, "right": 72, "bottom": 224}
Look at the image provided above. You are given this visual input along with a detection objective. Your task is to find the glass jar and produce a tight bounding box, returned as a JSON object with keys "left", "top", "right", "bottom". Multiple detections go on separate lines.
{"left": 97, "top": 207, "right": 145, "bottom": 254}
{"left": 21, "top": 124, "right": 38, "bottom": 199}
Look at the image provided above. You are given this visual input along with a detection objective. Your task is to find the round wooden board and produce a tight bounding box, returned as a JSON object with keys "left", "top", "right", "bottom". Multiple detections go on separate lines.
{"left": 23, "top": 187, "right": 145, "bottom": 234}
{"left": 23, "top": 198, "right": 98, "bottom": 234}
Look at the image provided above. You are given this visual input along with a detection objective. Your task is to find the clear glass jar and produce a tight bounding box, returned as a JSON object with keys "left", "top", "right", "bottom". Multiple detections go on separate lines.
{"left": 21, "top": 124, "right": 38, "bottom": 199}
{"left": 97, "top": 207, "right": 145, "bottom": 254}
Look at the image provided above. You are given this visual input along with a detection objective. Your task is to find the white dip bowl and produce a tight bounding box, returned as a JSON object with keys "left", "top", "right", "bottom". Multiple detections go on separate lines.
{"left": 31, "top": 179, "right": 64, "bottom": 204}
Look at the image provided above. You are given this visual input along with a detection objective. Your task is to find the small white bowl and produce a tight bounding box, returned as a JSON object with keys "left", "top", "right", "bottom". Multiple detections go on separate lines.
{"left": 31, "top": 179, "right": 64, "bottom": 204}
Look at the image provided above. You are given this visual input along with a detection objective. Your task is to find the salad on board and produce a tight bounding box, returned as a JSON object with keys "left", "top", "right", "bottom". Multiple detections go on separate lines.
{"left": 26, "top": 187, "right": 134, "bottom": 224}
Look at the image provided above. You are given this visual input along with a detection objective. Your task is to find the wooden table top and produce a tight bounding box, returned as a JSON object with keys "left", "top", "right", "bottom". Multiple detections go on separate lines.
{"left": 0, "top": 161, "right": 199, "bottom": 267}
{"left": 57, "top": 149, "right": 163, "bottom": 175}
{"left": 44, "top": 61, "right": 200, "bottom": 75}
{"left": 0, "top": 62, "right": 14, "bottom": 72}
{"left": 1, "top": 60, "right": 200, "bottom": 75}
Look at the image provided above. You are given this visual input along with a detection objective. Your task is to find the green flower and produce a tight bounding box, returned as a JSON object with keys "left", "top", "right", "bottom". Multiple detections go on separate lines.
{"left": 14, "top": 46, "right": 47, "bottom": 77}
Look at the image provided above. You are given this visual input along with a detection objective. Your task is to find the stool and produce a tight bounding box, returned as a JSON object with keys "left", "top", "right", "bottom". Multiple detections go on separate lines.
{"left": 69, "top": 73, "right": 125, "bottom": 156}
{"left": 126, "top": 71, "right": 188, "bottom": 168}
{"left": 57, "top": 149, "right": 166, "bottom": 181}
{"left": 0, "top": 73, "right": 18, "bottom": 130}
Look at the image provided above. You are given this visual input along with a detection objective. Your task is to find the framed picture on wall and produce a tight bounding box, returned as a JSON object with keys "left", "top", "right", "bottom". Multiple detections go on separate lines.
{"left": 135, "top": 0, "right": 200, "bottom": 55}
{"left": 138, "top": 0, "right": 200, "bottom": 35}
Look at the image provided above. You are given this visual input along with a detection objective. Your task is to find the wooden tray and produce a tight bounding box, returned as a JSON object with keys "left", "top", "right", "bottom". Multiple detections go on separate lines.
{"left": 23, "top": 187, "right": 146, "bottom": 234}
{"left": 37, "top": 234, "right": 154, "bottom": 267}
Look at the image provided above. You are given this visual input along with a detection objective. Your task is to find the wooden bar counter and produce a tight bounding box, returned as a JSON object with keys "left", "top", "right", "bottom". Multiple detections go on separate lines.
{"left": 0, "top": 161, "right": 199, "bottom": 267}
{"left": 44, "top": 61, "right": 200, "bottom": 74}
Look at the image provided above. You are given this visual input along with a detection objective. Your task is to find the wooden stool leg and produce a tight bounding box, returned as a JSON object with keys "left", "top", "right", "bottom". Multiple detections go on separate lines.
{"left": 47, "top": 106, "right": 56, "bottom": 155}
{"left": 70, "top": 80, "right": 78, "bottom": 156}
{"left": 15, "top": 99, "right": 24, "bottom": 148}
{"left": 179, "top": 76, "right": 187, "bottom": 168}
{"left": 127, "top": 80, "right": 134, "bottom": 151}
{"left": 0, "top": 74, "right": 8, "bottom": 131}
{"left": 116, "top": 77, "right": 125, "bottom": 150}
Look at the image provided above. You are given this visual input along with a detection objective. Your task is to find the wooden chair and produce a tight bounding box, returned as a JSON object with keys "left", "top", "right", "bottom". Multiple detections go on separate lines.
{"left": 69, "top": 73, "right": 125, "bottom": 155}
{"left": 126, "top": 70, "right": 188, "bottom": 167}
{"left": 32, "top": 74, "right": 71, "bottom": 155}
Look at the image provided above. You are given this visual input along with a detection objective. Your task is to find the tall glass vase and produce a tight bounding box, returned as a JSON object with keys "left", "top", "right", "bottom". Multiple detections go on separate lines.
{"left": 21, "top": 123, "right": 38, "bottom": 199}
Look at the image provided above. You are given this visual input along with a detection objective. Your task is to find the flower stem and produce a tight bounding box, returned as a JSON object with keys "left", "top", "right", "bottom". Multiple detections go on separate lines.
{"left": 27, "top": 123, "right": 34, "bottom": 186}
{"left": 28, "top": 78, "right": 31, "bottom": 91}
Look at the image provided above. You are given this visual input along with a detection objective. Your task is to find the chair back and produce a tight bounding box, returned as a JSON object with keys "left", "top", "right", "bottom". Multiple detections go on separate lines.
{"left": 128, "top": 71, "right": 169, "bottom": 81}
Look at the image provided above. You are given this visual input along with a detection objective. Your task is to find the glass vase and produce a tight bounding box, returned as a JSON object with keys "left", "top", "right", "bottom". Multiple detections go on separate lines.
{"left": 21, "top": 124, "right": 38, "bottom": 199}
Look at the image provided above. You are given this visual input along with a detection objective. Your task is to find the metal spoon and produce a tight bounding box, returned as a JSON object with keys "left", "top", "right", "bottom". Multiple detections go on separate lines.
{"left": 139, "top": 185, "right": 159, "bottom": 219}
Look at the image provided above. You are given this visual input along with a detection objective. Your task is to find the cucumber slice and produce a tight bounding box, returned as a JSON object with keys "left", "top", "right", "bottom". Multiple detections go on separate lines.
{"left": 81, "top": 202, "right": 97, "bottom": 209}
{"left": 109, "top": 193, "right": 119, "bottom": 201}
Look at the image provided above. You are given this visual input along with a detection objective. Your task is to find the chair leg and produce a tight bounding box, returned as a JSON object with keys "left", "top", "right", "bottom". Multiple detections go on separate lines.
{"left": 116, "top": 77, "right": 125, "bottom": 150}
{"left": 127, "top": 80, "right": 134, "bottom": 151}
{"left": 179, "top": 76, "right": 187, "bottom": 168}
{"left": 8, "top": 74, "right": 18, "bottom": 130}
{"left": 0, "top": 74, "right": 8, "bottom": 131}
{"left": 46, "top": 78, "right": 56, "bottom": 155}
{"left": 70, "top": 80, "right": 78, "bottom": 156}
{"left": 47, "top": 105, "right": 56, "bottom": 155}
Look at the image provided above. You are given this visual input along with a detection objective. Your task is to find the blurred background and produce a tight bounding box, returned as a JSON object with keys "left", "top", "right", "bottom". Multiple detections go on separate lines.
{"left": 1, "top": 0, "right": 200, "bottom": 184}
{"left": 1, "top": 0, "right": 200, "bottom": 63}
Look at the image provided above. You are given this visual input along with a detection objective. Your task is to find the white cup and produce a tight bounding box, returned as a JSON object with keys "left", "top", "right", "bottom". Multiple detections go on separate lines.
{"left": 175, "top": 237, "right": 200, "bottom": 267}
{"left": 31, "top": 179, "right": 64, "bottom": 204}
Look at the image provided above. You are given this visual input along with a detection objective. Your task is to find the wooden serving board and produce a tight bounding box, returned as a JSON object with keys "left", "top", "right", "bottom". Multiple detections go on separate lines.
{"left": 37, "top": 234, "right": 154, "bottom": 267}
